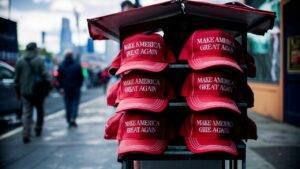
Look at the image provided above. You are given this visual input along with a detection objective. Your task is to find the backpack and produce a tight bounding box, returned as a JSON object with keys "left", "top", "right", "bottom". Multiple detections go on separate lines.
{"left": 25, "top": 57, "right": 52, "bottom": 99}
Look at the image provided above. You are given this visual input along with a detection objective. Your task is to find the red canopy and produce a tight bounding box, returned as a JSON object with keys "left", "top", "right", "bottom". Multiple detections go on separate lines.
{"left": 87, "top": 1, "right": 275, "bottom": 41}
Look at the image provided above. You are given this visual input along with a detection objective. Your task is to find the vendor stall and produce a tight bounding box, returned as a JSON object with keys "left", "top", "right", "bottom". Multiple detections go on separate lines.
{"left": 88, "top": 1, "right": 275, "bottom": 169}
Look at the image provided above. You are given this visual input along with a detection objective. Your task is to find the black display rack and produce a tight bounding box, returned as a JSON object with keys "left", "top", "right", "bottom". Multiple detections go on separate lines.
{"left": 88, "top": 1, "right": 275, "bottom": 169}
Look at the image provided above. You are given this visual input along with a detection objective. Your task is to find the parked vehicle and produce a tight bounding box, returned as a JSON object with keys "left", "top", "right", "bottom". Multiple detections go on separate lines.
{"left": 0, "top": 61, "right": 22, "bottom": 125}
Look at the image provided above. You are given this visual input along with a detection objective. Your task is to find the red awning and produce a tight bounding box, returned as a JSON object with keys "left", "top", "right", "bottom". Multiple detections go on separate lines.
{"left": 87, "top": 1, "right": 275, "bottom": 41}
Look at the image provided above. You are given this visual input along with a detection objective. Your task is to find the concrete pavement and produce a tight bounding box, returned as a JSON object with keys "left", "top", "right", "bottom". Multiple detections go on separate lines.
{"left": 246, "top": 112, "right": 300, "bottom": 169}
{"left": 0, "top": 96, "right": 299, "bottom": 169}
{"left": 0, "top": 97, "right": 120, "bottom": 169}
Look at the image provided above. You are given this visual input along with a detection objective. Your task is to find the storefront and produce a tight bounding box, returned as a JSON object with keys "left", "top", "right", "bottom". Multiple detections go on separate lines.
{"left": 246, "top": 0, "right": 300, "bottom": 126}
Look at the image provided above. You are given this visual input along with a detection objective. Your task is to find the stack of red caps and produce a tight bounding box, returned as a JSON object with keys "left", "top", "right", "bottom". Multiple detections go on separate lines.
{"left": 178, "top": 29, "right": 256, "bottom": 155}
{"left": 104, "top": 32, "right": 176, "bottom": 155}
{"left": 104, "top": 29, "right": 257, "bottom": 157}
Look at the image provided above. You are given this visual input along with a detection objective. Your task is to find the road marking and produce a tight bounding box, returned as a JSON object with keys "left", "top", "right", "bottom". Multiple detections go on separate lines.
{"left": 0, "top": 97, "right": 104, "bottom": 140}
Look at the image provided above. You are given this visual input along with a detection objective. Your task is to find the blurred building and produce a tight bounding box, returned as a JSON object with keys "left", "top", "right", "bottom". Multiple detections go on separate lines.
{"left": 245, "top": 0, "right": 300, "bottom": 126}
{"left": 0, "top": 17, "right": 19, "bottom": 65}
{"left": 59, "top": 18, "right": 73, "bottom": 54}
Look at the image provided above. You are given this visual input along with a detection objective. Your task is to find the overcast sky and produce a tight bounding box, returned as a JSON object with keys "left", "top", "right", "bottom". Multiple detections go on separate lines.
{"left": 0, "top": 0, "right": 232, "bottom": 53}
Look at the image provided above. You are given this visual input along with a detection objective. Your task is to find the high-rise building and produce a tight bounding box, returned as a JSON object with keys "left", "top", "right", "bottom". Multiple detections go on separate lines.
{"left": 86, "top": 38, "right": 94, "bottom": 53}
{"left": 59, "top": 18, "right": 73, "bottom": 54}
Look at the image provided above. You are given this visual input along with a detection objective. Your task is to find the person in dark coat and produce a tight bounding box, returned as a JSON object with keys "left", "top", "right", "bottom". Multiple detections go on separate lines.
{"left": 58, "top": 50, "right": 83, "bottom": 128}
{"left": 14, "top": 42, "right": 50, "bottom": 143}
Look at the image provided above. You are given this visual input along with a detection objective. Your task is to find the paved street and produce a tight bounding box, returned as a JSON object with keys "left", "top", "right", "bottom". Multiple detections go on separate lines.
{"left": 0, "top": 96, "right": 299, "bottom": 169}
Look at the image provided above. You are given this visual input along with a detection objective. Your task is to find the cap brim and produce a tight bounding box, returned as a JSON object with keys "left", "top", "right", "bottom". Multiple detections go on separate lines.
{"left": 189, "top": 56, "right": 243, "bottom": 72}
{"left": 104, "top": 113, "right": 123, "bottom": 140}
{"left": 185, "top": 138, "right": 238, "bottom": 156}
{"left": 104, "top": 125, "right": 118, "bottom": 139}
{"left": 116, "top": 61, "right": 168, "bottom": 75}
{"left": 186, "top": 96, "right": 241, "bottom": 114}
{"left": 106, "top": 82, "right": 120, "bottom": 107}
{"left": 118, "top": 139, "right": 167, "bottom": 155}
{"left": 116, "top": 98, "right": 168, "bottom": 113}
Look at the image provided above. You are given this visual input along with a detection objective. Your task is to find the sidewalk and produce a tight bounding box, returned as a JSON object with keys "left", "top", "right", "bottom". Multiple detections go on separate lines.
{"left": 0, "top": 97, "right": 299, "bottom": 169}
{"left": 0, "top": 97, "right": 120, "bottom": 169}
{"left": 246, "top": 112, "right": 300, "bottom": 169}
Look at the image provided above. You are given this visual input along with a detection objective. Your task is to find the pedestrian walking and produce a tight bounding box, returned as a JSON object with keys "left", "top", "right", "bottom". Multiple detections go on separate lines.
{"left": 14, "top": 42, "right": 51, "bottom": 143}
{"left": 58, "top": 50, "right": 83, "bottom": 128}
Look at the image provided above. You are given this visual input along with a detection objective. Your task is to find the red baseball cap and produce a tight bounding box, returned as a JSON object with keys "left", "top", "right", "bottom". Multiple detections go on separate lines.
{"left": 104, "top": 112, "right": 124, "bottom": 140}
{"left": 116, "top": 33, "right": 176, "bottom": 75}
{"left": 106, "top": 80, "right": 121, "bottom": 107}
{"left": 181, "top": 72, "right": 240, "bottom": 114}
{"left": 108, "top": 51, "right": 122, "bottom": 75}
{"left": 180, "top": 112, "right": 238, "bottom": 156}
{"left": 116, "top": 72, "right": 174, "bottom": 113}
{"left": 179, "top": 29, "right": 242, "bottom": 72}
{"left": 117, "top": 112, "right": 170, "bottom": 155}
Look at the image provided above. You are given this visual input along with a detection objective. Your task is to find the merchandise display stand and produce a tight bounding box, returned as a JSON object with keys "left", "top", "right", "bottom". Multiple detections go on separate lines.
{"left": 88, "top": 1, "right": 275, "bottom": 169}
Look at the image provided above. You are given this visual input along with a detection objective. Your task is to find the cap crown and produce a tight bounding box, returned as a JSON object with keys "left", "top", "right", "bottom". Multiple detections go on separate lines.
{"left": 182, "top": 72, "right": 237, "bottom": 99}
{"left": 104, "top": 112, "right": 124, "bottom": 139}
{"left": 118, "top": 112, "right": 168, "bottom": 140}
{"left": 106, "top": 80, "right": 120, "bottom": 106}
{"left": 121, "top": 33, "right": 175, "bottom": 63}
{"left": 181, "top": 113, "right": 236, "bottom": 139}
{"left": 119, "top": 73, "right": 173, "bottom": 100}
{"left": 180, "top": 29, "right": 238, "bottom": 61}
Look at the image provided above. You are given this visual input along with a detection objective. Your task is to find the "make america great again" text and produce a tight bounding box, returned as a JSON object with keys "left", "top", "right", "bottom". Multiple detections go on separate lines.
{"left": 197, "top": 76, "right": 234, "bottom": 93}
{"left": 123, "top": 78, "right": 161, "bottom": 93}
{"left": 196, "top": 119, "right": 234, "bottom": 134}
{"left": 196, "top": 36, "right": 235, "bottom": 53}
{"left": 125, "top": 120, "right": 160, "bottom": 134}
{"left": 124, "top": 41, "right": 162, "bottom": 57}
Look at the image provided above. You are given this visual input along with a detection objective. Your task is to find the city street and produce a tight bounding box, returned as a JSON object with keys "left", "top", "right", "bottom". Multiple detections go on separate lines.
{"left": 0, "top": 95, "right": 299, "bottom": 169}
